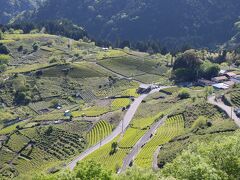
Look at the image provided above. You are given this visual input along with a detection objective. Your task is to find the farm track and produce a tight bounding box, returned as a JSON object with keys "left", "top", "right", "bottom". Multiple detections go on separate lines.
{"left": 208, "top": 96, "right": 240, "bottom": 127}
{"left": 67, "top": 86, "right": 170, "bottom": 170}
{"left": 153, "top": 146, "right": 162, "bottom": 170}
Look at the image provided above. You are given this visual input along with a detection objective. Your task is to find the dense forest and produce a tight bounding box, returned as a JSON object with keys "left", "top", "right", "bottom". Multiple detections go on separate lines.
{"left": 28, "top": 0, "right": 240, "bottom": 50}
{"left": 1, "top": 0, "right": 240, "bottom": 51}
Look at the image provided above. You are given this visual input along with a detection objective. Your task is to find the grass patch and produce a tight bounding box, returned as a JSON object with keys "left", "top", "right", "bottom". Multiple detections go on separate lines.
{"left": 111, "top": 98, "right": 131, "bottom": 110}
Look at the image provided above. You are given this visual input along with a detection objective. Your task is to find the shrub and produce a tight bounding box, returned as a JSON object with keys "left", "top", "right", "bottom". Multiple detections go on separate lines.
{"left": 30, "top": 29, "right": 39, "bottom": 34}
{"left": 32, "top": 42, "right": 39, "bottom": 51}
{"left": 17, "top": 45, "right": 23, "bottom": 52}
{"left": 191, "top": 116, "right": 207, "bottom": 129}
{"left": 0, "top": 30, "right": 3, "bottom": 40}
{"left": 14, "top": 91, "right": 30, "bottom": 105}
{"left": 178, "top": 88, "right": 190, "bottom": 99}
{"left": 173, "top": 50, "right": 202, "bottom": 81}
{"left": 162, "top": 132, "right": 240, "bottom": 179}
{"left": 50, "top": 99, "right": 59, "bottom": 108}
{"left": 0, "top": 54, "right": 10, "bottom": 64}
{"left": 109, "top": 142, "right": 118, "bottom": 155}
{"left": 14, "top": 29, "right": 24, "bottom": 34}
{"left": 23, "top": 49, "right": 28, "bottom": 54}
{"left": 49, "top": 56, "right": 58, "bottom": 63}
{"left": 0, "top": 43, "right": 10, "bottom": 54}
{"left": 0, "top": 64, "right": 7, "bottom": 72}
{"left": 235, "top": 60, "right": 240, "bottom": 67}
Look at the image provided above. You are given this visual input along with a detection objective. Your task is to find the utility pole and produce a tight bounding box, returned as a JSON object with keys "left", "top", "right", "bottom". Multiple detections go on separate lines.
{"left": 122, "top": 119, "right": 124, "bottom": 135}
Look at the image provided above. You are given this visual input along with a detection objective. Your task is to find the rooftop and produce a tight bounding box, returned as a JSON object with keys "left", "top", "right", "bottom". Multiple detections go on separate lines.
{"left": 212, "top": 83, "right": 230, "bottom": 89}
{"left": 212, "top": 76, "right": 228, "bottom": 82}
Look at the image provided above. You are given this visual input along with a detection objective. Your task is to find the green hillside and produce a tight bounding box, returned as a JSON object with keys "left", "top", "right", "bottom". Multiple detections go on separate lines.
{"left": 0, "top": 28, "right": 239, "bottom": 179}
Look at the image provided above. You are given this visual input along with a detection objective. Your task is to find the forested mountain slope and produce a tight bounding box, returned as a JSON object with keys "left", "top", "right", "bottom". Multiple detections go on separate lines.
{"left": 0, "top": 0, "right": 43, "bottom": 24}
{"left": 30, "top": 0, "right": 240, "bottom": 49}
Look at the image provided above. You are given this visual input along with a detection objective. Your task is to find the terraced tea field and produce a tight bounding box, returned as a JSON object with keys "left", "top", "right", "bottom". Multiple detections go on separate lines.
{"left": 98, "top": 56, "right": 169, "bottom": 80}
{"left": 93, "top": 79, "right": 139, "bottom": 98}
{"left": 87, "top": 120, "right": 113, "bottom": 147}
{"left": 6, "top": 133, "right": 30, "bottom": 152}
{"left": 131, "top": 113, "right": 163, "bottom": 129}
{"left": 13, "top": 147, "right": 58, "bottom": 174}
{"left": 119, "top": 128, "right": 147, "bottom": 148}
{"left": 83, "top": 136, "right": 129, "bottom": 172}
{"left": 230, "top": 90, "right": 240, "bottom": 107}
{"left": 134, "top": 115, "right": 185, "bottom": 168}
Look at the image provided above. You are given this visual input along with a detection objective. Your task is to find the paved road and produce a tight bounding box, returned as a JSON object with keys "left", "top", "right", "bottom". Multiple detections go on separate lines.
{"left": 208, "top": 96, "right": 240, "bottom": 127}
{"left": 67, "top": 86, "right": 169, "bottom": 170}
{"left": 120, "top": 116, "right": 167, "bottom": 173}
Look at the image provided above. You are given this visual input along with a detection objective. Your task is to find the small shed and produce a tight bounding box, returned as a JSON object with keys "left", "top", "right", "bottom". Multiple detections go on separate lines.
{"left": 198, "top": 79, "right": 214, "bottom": 86}
{"left": 224, "top": 81, "right": 235, "bottom": 87}
{"left": 224, "top": 72, "right": 237, "bottom": 78}
{"left": 212, "top": 83, "right": 229, "bottom": 90}
{"left": 64, "top": 110, "right": 71, "bottom": 117}
{"left": 219, "top": 70, "right": 227, "bottom": 75}
{"left": 137, "top": 84, "right": 152, "bottom": 94}
{"left": 211, "top": 76, "right": 228, "bottom": 83}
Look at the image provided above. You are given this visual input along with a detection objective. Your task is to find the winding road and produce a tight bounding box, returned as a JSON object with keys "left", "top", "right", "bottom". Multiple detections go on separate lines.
{"left": 67, "top": 86, "right": 170, "bottom": 170}
{"left": 208, "top": 96, "right": 240, "bottom": 127}
{"left": 120, "top": 116, "right": 167, "bottom": 172}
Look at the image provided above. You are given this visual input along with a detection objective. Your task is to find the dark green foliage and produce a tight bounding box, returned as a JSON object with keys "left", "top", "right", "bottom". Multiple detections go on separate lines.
{"left": 162, "top": 132, "right": 240, "bottom": 179}
{"left": 29, "top": 0, "right": 240, "bottom": 50}
{"left": 0, "top": 30, "right": 3, "bottom": 40}
{"left": 200, "top": 61, "right": 220, "bottom": 80}
{"left": 14, "top": 91, "right": 30, "bottom": 105}
{"left": 235, "top": 60, "right": 240, "bottom": 67}
{"left": 173, "top": 50, "right": 220, "bottom": 82}
{"left": 3, "top": 20, "right": 88, "bottom": 41}
{"left": 17, "top": 45, "right": 23, "bottom": 52}
{"left": 0, "top": 44, "right": 10, "bottom": 54}
{"left": 0, "top": 0, "right": 42, "bottom": 24}
{"left": 32, "top": 42, "right": 39, "bottom": 51}
{"left": 173, "top": 50, "right": 202, "bottom": 81}
{"left": 75, "top": 161, "right": 112, "bottom": 180}
{"left": 44, "top": 126, "right": 53, "bottom": 136}
{"left": 109, "top": 142, "right": 118, "bottom": 155}
{"left": 178, "top": 88, "right": 190, "bottom": 99}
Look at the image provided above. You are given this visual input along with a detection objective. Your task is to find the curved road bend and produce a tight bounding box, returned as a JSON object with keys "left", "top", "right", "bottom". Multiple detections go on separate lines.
{"left": 67, "top": 86, "right": 170, "bottom": 170}
{"left": 208, "top": 96, "right": 240, "bottom": 127}
{"left": 120, "top": 116, "right": 167, "bottom": 173}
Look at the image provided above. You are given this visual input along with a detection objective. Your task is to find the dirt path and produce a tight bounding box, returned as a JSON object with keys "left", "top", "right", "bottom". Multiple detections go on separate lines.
{"left": 152, "top": 146, "right": 162, "bottom": 170}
